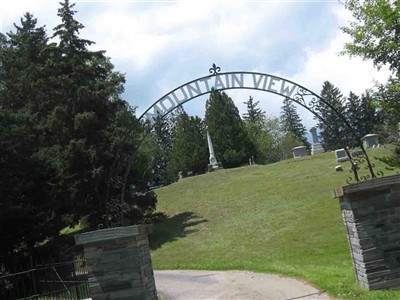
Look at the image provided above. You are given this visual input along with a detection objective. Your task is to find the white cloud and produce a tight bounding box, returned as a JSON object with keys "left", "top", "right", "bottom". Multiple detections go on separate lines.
{"left": 294, "top": 7, "right": 391, "bottom": 97}
{"left": 1, "top": 1, "right": 59, "bottom": 33}
{"left": 1, "top": 0, "right": 391, "bottom": 132}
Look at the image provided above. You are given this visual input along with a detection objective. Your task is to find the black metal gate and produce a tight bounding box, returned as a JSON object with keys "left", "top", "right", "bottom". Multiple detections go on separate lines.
{"left": 0, "top": 258, "right": 90, "bottom": 300}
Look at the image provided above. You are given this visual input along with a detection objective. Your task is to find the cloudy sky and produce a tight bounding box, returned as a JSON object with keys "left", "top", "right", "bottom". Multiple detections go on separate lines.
{"left": 1, "top": 0, "right": 392, "bottom": 130}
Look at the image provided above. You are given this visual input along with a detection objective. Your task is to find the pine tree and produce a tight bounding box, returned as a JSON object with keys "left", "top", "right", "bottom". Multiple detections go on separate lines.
{"left": 205, "top": 90, "right": 254, "bottom": 168}
{"left": 242, "top": 96, "right": 265, "bottom": 125}
{"left": 280, "top": 97, "right": 310, "bottom": 150}
{"left": 316, "top": 81, "right": 348, "bottom": 150}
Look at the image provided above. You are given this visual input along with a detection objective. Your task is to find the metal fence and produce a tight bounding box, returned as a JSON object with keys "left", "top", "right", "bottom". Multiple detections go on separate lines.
{"left": 0, "top": 258, "right": 91, "bottom": 300}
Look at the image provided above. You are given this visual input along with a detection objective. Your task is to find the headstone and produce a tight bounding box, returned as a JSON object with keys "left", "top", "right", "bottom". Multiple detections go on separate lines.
{"left": 310, "top": 127, "right": 325, "bottom": 155}
{"left": 207, "top": 131, "right": 222, "bottom": 172}
{"left": 335, "top": 165, "right": 343, "bottom": 172}
{"left": 178, "top": 171, "right": 183, "bottom": 180}
{"left": 291, "top": 146, "right": 308, "bottom": 158}
{"left": 362, "top": 134, "right": 379, "bottom": 149}
{"left": 335, "top": 148, "right": 348, "bottom": 163}
{"left": 352, "top": 150, "right": 363, "bottom": 157}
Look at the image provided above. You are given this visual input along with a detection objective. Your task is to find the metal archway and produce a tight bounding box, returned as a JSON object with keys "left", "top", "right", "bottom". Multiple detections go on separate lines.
{"left": 139, "top": 64, "right": 327, "bottom": 125}
{"left": 138, "top": 64, "right": 380, "bottom": 183}
{"left": 104, "top": 65, "right": 382, "bottom": 228}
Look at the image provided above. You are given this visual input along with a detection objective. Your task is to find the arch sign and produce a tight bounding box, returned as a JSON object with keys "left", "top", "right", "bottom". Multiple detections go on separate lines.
{"left": 140, "top": 64, "right": 321, "bottom": 124}
{"left": 136, "top": 64, "right": 379, "bottom": 184}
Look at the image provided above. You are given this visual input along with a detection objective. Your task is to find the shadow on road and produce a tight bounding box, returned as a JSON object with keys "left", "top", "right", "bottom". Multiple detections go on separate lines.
{"left": 149, "top": 212, "right": 207, "bottom": 250}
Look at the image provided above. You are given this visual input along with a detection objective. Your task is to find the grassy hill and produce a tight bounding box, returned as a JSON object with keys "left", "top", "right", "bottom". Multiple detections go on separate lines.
{"left": 149, "top": 147, "right": 400, "bottom": 300}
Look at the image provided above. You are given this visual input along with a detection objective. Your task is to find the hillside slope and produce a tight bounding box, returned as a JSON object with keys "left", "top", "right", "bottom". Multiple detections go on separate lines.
{"left": 150, "top": 148, "right": 400, "bottom": 300}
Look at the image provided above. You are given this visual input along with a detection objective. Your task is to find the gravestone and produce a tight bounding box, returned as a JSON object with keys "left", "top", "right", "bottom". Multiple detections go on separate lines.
{"left": 310, "top": 127, "right": 325, "bottom": 155}
{"left": 207, "top": 131, "right": 222, "bottom": 172}
{"left": 335, "top": 165, "right": 343, "bottom": 172}
{"left": 335, "top": 148, "right": 348, "bottom": 163}
{"left": 292, "top": 146, "right": 308, "bottom": 158}
{"left": 352, "top": 150, "right": 364, "bottom": 157}
{"left": 362, "top": 134, "right": 379, "bottom": 149}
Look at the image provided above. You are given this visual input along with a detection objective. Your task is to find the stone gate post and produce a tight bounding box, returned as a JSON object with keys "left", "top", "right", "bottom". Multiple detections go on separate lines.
{"left": 75, "top": 225, "right": 157, "bottom": 299}
{"left": 335, "top": 175, "right": 400, "bottom": 290}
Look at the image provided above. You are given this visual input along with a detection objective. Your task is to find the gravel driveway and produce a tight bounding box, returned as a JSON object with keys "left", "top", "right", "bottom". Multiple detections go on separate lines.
{"left": 154, "top": 270, "right": 335, "bottom": 300}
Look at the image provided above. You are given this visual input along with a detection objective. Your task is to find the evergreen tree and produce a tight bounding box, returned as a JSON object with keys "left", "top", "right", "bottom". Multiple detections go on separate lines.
{"left": 150, "top": 114, "right": 175, "bottom": 186}
{"left": 0, "top": 13, "right": 49, "bottom": 111}
{"left": 244, "top": 120, "right": 274, "bottom": 164}
{"left": 46, "top": 0, "right": 131, "bottom": 228}
{"left": 316, "top": 81, "right": 348, "bottom": 150}
{"left": 280, "top": 97, "right": 310, "bottom": 150}
{"left": 374, "top": 78, "right": 400, "bottom": 134}
{"left": 170, "top": 112, "right": 208, "bottom": 176}
{"left": 0, "top": 1, "right": 158, "bottom": 264}
{"left": 242, "top": 96, "right": 265, "bottom": 125}
{"left": 205, "top": 90, "right": 254, "bottom": 168}
{"left": 0, "top": 13, "right": 60, "bottom": 266}
{"left": 345, "top": 91, "right": 378, "bottom": 146}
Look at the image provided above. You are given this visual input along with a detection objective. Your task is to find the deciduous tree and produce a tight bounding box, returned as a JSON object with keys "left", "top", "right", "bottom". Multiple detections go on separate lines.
{"left": 342, "top": 0, "right": 400, "bottom": 76}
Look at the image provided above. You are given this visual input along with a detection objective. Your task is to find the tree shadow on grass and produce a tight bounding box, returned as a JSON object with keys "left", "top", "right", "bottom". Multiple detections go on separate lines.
{"left": 149, "top": 212, "right": 207, "bottom": 250}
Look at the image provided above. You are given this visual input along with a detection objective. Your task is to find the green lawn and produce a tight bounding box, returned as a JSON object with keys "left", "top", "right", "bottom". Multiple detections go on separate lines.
{"left": 150, "top": 147, "right": 400, "bottom": 300}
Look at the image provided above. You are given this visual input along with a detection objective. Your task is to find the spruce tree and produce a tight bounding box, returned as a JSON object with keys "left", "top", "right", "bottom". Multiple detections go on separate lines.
{"left": 242, "top": 96, "right": 265, "bottom": 125}
{"left": 280, "top": 97, "right": 310, "bottom": 150}
{"left": 316, "top": 81, "right": 348, "bottom": 150}
{"left": 205, "top": 90, "right": 254, "bottom": 168}
{"left": 0, "top": 13, "right": 59, "bottom": 266}
{"left": 345, "top": 91, "right": 378, "bottom": 146}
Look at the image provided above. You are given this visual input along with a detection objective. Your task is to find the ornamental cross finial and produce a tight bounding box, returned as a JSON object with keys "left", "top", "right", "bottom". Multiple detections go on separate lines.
{"left": 209, "top": 63, "right": 221, "bottom": 75}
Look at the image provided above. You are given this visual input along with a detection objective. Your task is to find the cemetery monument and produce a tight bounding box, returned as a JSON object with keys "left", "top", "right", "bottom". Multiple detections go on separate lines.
{"left": 310, "top": 127, "right": 325, "bottom": 155}
{"left": 207, "top": 131, "right": 222, "bottom": 171}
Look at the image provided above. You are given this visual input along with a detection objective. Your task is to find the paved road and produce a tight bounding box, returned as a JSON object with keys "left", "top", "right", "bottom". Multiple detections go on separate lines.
{"left": 154, "top": 270, "right": 334, "bottom": 300}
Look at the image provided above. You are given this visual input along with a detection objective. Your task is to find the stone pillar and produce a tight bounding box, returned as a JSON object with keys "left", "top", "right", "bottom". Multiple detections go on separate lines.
{"left": 335, "top": 175, "right": 400, "bottom": 290}
{"left": 75, "top": 225, "right": 157, "bottom": 299}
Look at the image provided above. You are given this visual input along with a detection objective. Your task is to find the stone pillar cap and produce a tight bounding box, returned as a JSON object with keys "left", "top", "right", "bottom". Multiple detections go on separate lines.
{"left": 75, "top": 224, "right": 153, "bottom": 246}
{"left": 334, "top": 174, "right": 400, "bottom": 197}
